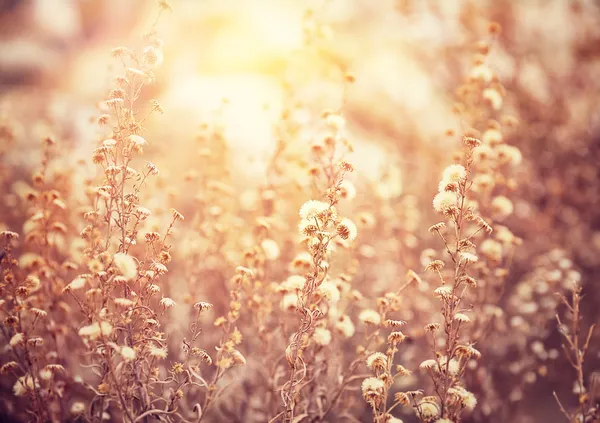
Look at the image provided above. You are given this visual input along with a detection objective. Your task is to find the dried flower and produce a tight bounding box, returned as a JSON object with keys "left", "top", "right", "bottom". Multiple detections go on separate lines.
{"left": 120, "top": 346, "right": 136, "bottom": 361}
{"left": 160, "top": 297, "right": 176, "bottom": 309}
{"left": 432, "top": 191, "right": 458, "bottom": 214}
{"left": 113, "top": 253, "right": 138, "bottom": 280}
{"left": 313, "top": 327, "right": 332, "bottom": 346}
{"left": 336, "top": 218, "right": 357, "bottom": 241}
{"left": 299, "top": 200, "right": 329, "bottom": 220}
{"left": 194, "top": 301, "right": 213, "bottom": 312}
{"left": 13, "top": 375, "right": 39, "bottom": 397}
{"left": 366, "top": 352, "right": 388, "bottom": 371}
{"left": 361, "top": 377, "right": 385, "bottom": 401}
{"left": 359, "top": 309, "right": 381, "bottom": 326}
{"left": 150, "top": 346, "right": 168, "bottom": 359}
{"left": 442, "top": 164, "right": 467, "bottom": 183}
{"left": 78, "top": 321, "right": 113, "bottom": 340}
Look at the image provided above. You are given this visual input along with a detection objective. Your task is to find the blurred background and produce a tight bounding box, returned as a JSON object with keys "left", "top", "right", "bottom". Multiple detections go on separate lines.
{"left": 1, "top": 0, "right": 600, "bottom": 421}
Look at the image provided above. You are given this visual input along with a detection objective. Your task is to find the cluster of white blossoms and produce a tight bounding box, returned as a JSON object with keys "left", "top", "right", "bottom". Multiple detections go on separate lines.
{"left": 433, "top": 164, "right": 466, "bottom": 214}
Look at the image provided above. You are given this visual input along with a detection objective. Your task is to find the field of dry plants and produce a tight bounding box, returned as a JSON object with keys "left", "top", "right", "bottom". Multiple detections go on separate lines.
{"left": 1, "top": 0, "right": 600, "bottom": 422}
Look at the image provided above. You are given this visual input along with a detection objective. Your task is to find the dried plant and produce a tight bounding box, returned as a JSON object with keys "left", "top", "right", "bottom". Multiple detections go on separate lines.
{"left": 1, "top": 1, "right": 599, "bottom": 423}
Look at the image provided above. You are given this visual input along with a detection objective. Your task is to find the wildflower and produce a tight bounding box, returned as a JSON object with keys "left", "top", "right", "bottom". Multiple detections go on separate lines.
{"left": 366, "top": 352, "right": 388, "bottom": 371}
{"left": 482, "top": 128, "right": 503, "bottom": 145}
{"left": 298, "top": 219, "right": 318, "bottom": 236}
{"left": 70, "top": 402, "right": 85, "bottom": 415}
{"left": 280, "top": 275, "right": 306, "bottom": 292}
{"left": 27, "top": 338, "right": 43, "bottom": 348}
{"left": 147, "top": 162, "right": 159, "bottom": 175}
{"left": 442, "top": 164, "right": 466, "bottom": 183}
{"left": 136, "top": 206, "right": 151, "bottom": 220}
{"left": 501, "top": 144, "right": 522, "bottom": 165}
{"left": 291, "top": 252, "right": 312, "bottom": 271}
{"left": 385, "top": 319, "right": 407, "bottom": 327}
{"left": 388, "top": 331, "right": 407, "bottom": 345}
{"left": 171, "top": 363, "right": 184, "bottom": 375}
{"left": 78, "top": 321, "right": 113, "bottom": 340}
{"left": 113, "top": 253, "right": 137, "bottom": 280}
{"left": 461, "top": 390, "right": 477, "bottom": 410}
{"left": 231, "top": 349, "right": 246, "bottom": 366}
{"left": 480, "top": 239, "right": 502, "bottom": 262}
{"left": 214, "top": 316, "right": 227, "bottom": 327}
{"left": 361, "top": 377, "right": 385, "bottom": 401}
{"left": 1, "top": 362, "right": 18, "bottom": 374}
{"left": 111, "top": 46, "right": 128, "bottom": 57}
{"left": 145, "top": 232, "right": 161, "bottom": 243}
{"left": 339, "top": 180, "right": 357, "bottom": 200}
{"left": 170, "top": 208, "right": 184, "bottom": 221}
{"left": 44, "top": 364, "right": 65, "bottom": 374}
{"left": 419, "top": 359, "right": 438, "bottom": 371}
{"left": 281, "top": 292, "right": 298, "bottom": 311}
{"left": 336, "top": 218, "right": 357, "bottom": 241}
{"left": 339, "top": 160, "right": 354, "bottom": 173}
{"left": 160, "top": 297, "right": 176, "bottom": 309}
{"left": 434, "top": 286, "right": 453, "bottom": 298}
{"left": 428, "top": 222, "right": 446, "bottom": 234}
{"left": 109, "top": 88, "right": 125, "bottom": 100}
{"left": 13, "top": 375, "right": 39, "bottom": 396}
{"left": 456, "top": 344, "right": 482, "bottom": 359}
{"left": 261, "top": 239, "right": 280, "bottom": 260}
{"left": 460, "top": 252, "right": 479, "bottom": 264}
{"left": 159, "top": 250, "right": 172, "bottom": 264}
{"left": 424, "top": 260, "right": 444, "bottom": 272}
{"left": 417, "top": 400, "right": 440, "bottom": 420}
{"left": 359, "top": 309, "right": 381, "bottom": 326}
{"left": 491, "top": 195, "right": 514, "bottom": 218}
{"left": 394, "top": 392, "right": 410, "bottom": 406}
{"left": 143, "top": 45, "right": 163, "bottom": 67}
{"left": 236, "top": 266, "right": 253, "bottom": 277}
{"left": 438, "top": 179, "right": 458, "bottom": 193}
{"left": 127, "top": 67, "right": 146, "bottom": 78}
{"left": 1, "top": 230, "right": 19, "bottom": 240}
{"left": 198, "top": 350, "right": 212, "bottom": 365}
{"left": 151, "top": 262, "right": 168, "bottom": 275}
{"left": 30, "top": 308, "right": 47, "bottom": 318}
{"left": 406, "top": 269, "right": 422, "bottom": 285}
{"left": 395, "top": 365, "right": 411, "bottom": 376}
{"left": 335, "top": 315, "right": 355, "bottom": 338}
{"left": 217, "top": 356, "right": 233, "bottom": 369}
{"left": 326, "top": 113, "right": 345, "bottom": 129}
{"left": 299, "top": 200, "right": 329, "bottom": 220}
{"left": 454, "top": 313, "right": 471, "bottom": 323}
{"left": 114, "top": 298, "right": 134, "bottom": 308}
{"left": 439, "top": 356, "right": 460, "bottom": 375}
{"left": 9, "top": 333, "right": 24, "bottom": 347}
{"left": 432, "top": 191, "right": 458, "bottom": 214}
{"left": 313, "top": 327, "right": 332, "bottom": 346}
{"left": 463, "top": 136, "right": 482, "bottom": 148}
{"left": 105, "top": 98, "right": 124, "bottom": 108}
{"left": 149, "top": 346, "right": 168, "bottom": 359}
{"left": 317, "top": 281, "right": 340, "bottom": 303}
{"left": 98, "top": 114, "right": 110, "bottom": 126}
{"left": 469, "top": 64, "right": 493, "bottom": 83}
{"left": 424, "top": 323, "right": 440, "bottom": 332}
{"left": 158, "top": 0, "right": 173, "bottom": 12}
{"left": 194, "top": 301, "right": 213, "bottom": 312}
{"left": 483, "top": 88, "right": 503, "bottom": 110}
